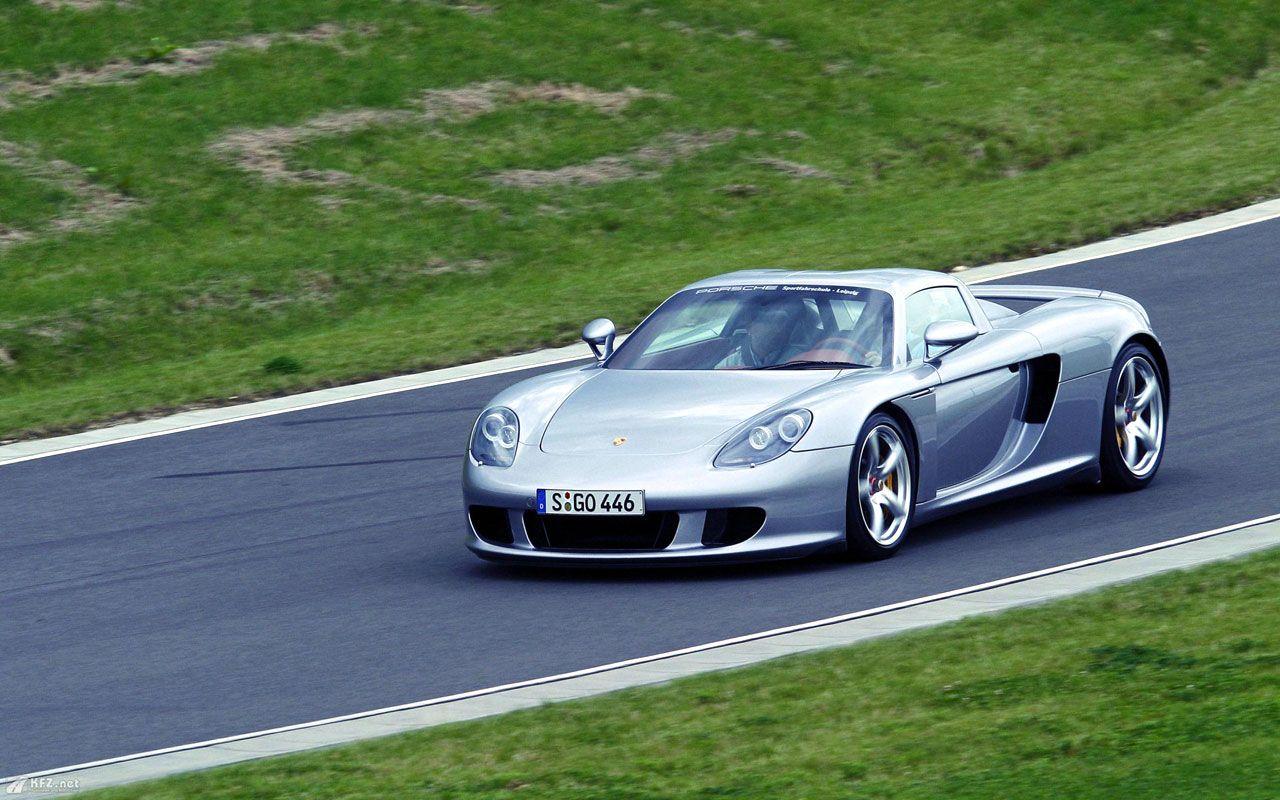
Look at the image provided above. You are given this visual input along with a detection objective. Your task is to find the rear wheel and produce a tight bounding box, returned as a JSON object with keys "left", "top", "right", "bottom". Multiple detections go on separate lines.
{"left": 845, "top": 413, "right": 915, "bottom": 559}
{"left": 1099, "top": 343, "right": 1167, "bottom": 491}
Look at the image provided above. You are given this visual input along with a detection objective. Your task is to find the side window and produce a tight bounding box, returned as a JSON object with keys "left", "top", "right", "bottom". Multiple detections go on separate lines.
{"left": 905, "top": 287, "right": 973, "bottom": 361}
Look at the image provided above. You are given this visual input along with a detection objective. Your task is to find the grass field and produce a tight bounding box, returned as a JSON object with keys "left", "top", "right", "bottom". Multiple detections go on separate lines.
{"left": 2, "top": 0, "right": 1280, "bottom": 437}
{"left": 82, "top": 548, "right": 1280, "bottom": 799}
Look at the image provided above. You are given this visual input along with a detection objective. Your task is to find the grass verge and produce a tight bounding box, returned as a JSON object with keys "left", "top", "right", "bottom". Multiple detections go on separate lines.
{"left": 81, "top": 547, "right": 1280, "bottom": 799}
{"left": 2, "top": 0, "right": 1280, "bottom": 437}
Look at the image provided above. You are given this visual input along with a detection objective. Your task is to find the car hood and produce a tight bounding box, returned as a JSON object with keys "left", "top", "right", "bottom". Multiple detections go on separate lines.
{"left": 539, "top": 369, "right": 832, "bottom": 456}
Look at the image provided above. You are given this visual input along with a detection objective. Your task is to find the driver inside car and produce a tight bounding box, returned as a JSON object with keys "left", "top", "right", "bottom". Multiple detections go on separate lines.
{"left": 715, "top": 298, "right": 817, "bottom": 368}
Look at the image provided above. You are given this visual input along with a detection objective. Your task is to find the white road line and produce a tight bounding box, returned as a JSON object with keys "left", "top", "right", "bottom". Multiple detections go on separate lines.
{"left": 7, "top": 510, "right": 1278, "bottom": 785}
{"left": 960, "top": 197, "right": 1280, "bottom": 283}
{"left": 0, "top": 351, "right": 591, "bottom": 468}
{"left": 3, "top": 196, "right": 1280, "bottom": 468}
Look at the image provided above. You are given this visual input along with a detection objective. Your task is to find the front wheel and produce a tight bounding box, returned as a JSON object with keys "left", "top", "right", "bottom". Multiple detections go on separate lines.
{"left": 1099, "top": 343, "right": 1168, "bottom": 491}
{"left": 845, "top": 413, "right": 915, "bottom": 559}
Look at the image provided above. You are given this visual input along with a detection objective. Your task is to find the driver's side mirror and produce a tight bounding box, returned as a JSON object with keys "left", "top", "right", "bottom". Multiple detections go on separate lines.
{"left": 582, "top": 318, "right": 616, "bottom": 361}
{"left": 924, "top": 319, "right": 980, "bottom": 360}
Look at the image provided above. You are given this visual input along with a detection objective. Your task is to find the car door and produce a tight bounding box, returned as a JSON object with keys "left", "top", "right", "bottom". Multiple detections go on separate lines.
{"left": 906, "top": 286, "right": 1040, "bottom": 490}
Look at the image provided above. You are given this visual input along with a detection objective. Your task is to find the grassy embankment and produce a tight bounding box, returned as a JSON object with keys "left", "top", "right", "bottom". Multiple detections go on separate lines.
{"left": 2, "top": 0, "right": 1280, "bottom": 437}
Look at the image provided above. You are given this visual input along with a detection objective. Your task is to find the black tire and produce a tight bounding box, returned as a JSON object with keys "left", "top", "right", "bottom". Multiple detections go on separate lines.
{"left": 1099, "top": 342, "right": 1168, "bottom": 491}
{"left": 844, "top": 412, "right": 917, "bottom": 560}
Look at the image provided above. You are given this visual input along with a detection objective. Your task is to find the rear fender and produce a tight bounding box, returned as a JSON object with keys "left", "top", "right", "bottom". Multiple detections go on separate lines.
{"left": 984, "top": 294, "right": 1155, "bottom": 380}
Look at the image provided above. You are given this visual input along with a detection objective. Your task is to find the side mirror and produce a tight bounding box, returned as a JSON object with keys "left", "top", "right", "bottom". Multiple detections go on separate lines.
{"left": 924, "top": 319, "right": 979, "bottom": 360}
{"left": 582, "top": 318, "right": 616, "bottom": 361}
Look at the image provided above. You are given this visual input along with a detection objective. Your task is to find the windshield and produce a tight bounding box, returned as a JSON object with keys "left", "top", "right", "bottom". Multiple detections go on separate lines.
{"left": 607, "top": 284, "right": 894, "bottom": 370}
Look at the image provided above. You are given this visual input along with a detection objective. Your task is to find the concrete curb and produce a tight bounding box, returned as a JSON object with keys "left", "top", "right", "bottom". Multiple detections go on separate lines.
{"left": 7, "top": 513, "right": 1279, "bottom": 795}
{"left": 4, "top": 196, "right": 1279, "bottom": 468}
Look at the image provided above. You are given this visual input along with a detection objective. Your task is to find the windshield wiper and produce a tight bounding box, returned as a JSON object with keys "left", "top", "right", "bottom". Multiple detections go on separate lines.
{"left": 754, "top": 360, "right": 869, "bottom": 370}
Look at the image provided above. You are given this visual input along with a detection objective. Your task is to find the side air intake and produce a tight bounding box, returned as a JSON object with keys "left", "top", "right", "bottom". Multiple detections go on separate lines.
{"left": 1024, "top": 354, "right": 1062, "bottom": 424}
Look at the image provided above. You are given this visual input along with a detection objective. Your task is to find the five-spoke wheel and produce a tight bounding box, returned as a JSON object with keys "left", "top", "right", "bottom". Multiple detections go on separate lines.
{"left": 846, "top": 413, "right": 914, "bottom": 558}
{"left": 1100, "top": 343, "right": 1167, "bottom": 490}
{"left": 1114, "top": 355, "right": 1164, "bottom": 476}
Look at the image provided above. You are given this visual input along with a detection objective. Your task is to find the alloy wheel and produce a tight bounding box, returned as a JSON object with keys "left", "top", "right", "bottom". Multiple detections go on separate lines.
{"left": 1114, "top": 355, "right": 1165, "bottom": 477}
{"left": 857, "top": 424, "right": 912, "bottom": 545}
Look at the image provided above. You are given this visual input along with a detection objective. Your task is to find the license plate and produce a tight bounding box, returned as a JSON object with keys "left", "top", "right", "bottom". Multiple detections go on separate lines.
{"left": 537, "top": 489, "right": 645, "bottom": 516}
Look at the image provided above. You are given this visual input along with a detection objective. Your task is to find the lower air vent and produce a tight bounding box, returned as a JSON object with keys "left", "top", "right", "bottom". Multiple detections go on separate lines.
{"left": 469, "top": 506, "right": 514, "bottom": 545}
{"left": 701, "top": 507, "right": 766, "bottom": 547}
{"left": 524, "top": 511, "right": 679, "bottom": 551}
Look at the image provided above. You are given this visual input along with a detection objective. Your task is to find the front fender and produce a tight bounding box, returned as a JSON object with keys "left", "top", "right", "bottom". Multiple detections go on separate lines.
{"left": 481, "top": 364, "right": 599, "bottom": 445}
{"left": 790, "top": 364, "right": 938, "bottom": 451}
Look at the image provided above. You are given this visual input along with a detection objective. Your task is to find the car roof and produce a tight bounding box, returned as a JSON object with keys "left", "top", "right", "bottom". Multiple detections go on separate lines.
{"left": 682, "top": 267, "right": 961, "bottom": 297}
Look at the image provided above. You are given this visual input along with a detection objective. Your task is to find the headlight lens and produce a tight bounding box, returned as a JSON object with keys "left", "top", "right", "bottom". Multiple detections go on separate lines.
{"left": 470, "top": 406, "right": 519, "bottom": 467}
{"left": 714, "top": 408, "right": 812, "bottom": 468}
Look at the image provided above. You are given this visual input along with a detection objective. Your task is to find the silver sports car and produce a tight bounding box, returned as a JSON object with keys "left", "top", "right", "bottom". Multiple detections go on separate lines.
{"left": 463, "top": 268, "right": 1168, "bottom": 565}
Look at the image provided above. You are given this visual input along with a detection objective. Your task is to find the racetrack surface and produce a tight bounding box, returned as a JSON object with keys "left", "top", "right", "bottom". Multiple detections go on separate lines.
{"left": 4, "top": 220, "right": 1280, "bottom": 776}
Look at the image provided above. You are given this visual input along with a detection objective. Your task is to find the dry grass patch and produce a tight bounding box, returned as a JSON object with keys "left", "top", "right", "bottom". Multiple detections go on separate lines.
{"left": 490, "top": 156, "right": 637, "bottom": 188}
{"left": 399, "top": 0, "right": 495, "bottom": 13}
{"left": 491, "top": 128, "right": 739, "bottom": 188}
{"left": 212, "top": 80, "right": 665, "bottom": 195}
{"left": 509, "top": 82, "right": 666, "bottom": 113}
{"left": 654, "top": 17, "right": 791, "bottom": 50}
{"left": 437, "top": 1, "right": 496, "bottom": 14}
{"left": 752, "top": 156, "right": 843, "bottom": 182}
{"left": 0, "top": 223, "right": 32, "bottom": 247}
{"left": 0, "top": 139, "right": 138, "bottom": 249}
{"left": 0, "top": 24, "right": 360, "bottom": 109}
{"left": 29, "top": 0, "right": 124, "bottom": 9}
{"left": 212, "top": 108, "right": 422, "bottom": 185}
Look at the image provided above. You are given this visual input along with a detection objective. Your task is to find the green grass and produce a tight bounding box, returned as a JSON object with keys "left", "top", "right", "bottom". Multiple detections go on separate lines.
{"left": 0, "top": 161, "right": 75, "bottom": 230}
{"left": 83, "top": 549, "right": 1280, "bottom": 799}
{"left": 3, "top": 0, "right": 1280, "bottom": 437}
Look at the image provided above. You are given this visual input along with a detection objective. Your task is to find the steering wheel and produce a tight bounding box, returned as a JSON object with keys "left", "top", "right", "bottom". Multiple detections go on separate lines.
{"left": 793, "top": 335, "right": 880, "bottom": 366}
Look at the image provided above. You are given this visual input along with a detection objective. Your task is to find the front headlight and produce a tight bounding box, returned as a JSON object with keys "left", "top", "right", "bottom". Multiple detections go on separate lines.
{"left": 714, "top": 408, "right": 812, "bottom": 468}
{"left": 470, "top": 406, "right": 519, "bottom": 467}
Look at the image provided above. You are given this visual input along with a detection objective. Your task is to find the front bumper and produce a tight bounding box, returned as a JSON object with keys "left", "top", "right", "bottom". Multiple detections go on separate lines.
{"left": 462, "top": 444, "right": 854, "bottom": 565}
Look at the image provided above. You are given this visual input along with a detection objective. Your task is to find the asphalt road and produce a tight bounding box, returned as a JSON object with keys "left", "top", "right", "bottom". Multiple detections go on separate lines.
{"left": 4, "top": 219, "right": 1280, "bottom": 776}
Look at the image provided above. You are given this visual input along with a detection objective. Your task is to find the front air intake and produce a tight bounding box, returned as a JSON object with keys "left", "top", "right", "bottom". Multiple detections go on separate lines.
{"left": 469, "top": 506, "right": 514, "bottom": 545}
{"left": 524, "top": 511, "right": 679, "bottom": 551}
{"left": 701, "top": 508, "right": 766, "bottom": 547}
